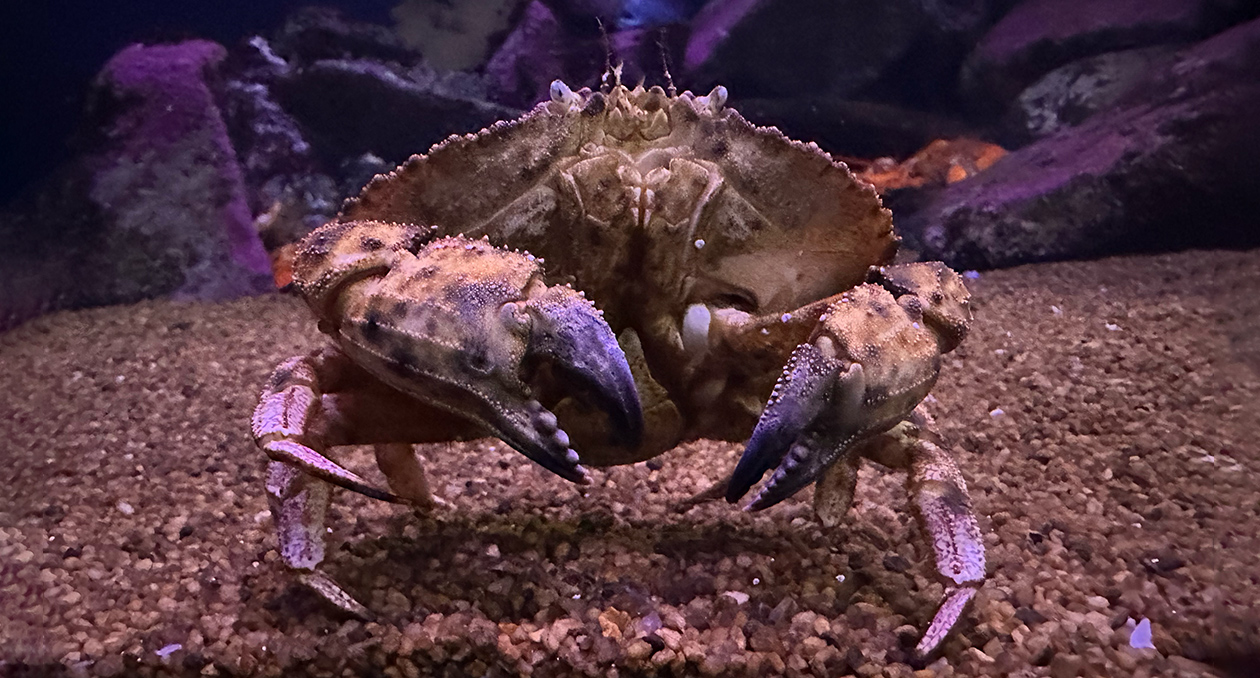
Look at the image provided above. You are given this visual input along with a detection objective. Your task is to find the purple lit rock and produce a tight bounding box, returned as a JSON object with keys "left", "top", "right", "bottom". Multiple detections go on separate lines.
{"left": 684, "top": 0, "right": 990, "bottom": 101}
{"left": 84, "top": 40, "right": 273, "bottom": 303}
{"left": 898, "top": 18, "right": 1260, "bottom": 269}
{"left": 961, "top": 0, "right": 1243, "bottom": 113}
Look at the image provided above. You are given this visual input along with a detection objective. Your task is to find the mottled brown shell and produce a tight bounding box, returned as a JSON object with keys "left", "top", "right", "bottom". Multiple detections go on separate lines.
{"left": 332, "top": 81, "right": 897, "bottom": 445}
{"left": 336, "top": 83, "right": 896, "bottom": 330}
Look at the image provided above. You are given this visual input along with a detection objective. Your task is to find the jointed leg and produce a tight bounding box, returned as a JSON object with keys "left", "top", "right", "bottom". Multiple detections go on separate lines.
{"left": 253, "top": 348, "right": 460, "bottom": 617}
{"left": 860, "top": 408, "right": 985, "bottom": 657}
{"left": 265, "top": 459, "right": 371, "bottom": 617}
{"left": 373, "top": 443, "right": 448, "bottom": 509}
{"left": 812, "top": 454, "right": 860, "bottom": 528}
{"left": 252, "top": 348, "right": 402, "bottom": 502}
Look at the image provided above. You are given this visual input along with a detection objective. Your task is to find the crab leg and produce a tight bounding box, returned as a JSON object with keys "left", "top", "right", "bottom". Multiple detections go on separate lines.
{"left": 721, "top": 262, "right": 980, "bottom": 655}
{"left": 726, "top": 262, "right": 971, "bottom": 506}
{"left": 855, "top": 412, "right": 986, "bottom": 657}
{"left": 252, "top": 349, "right": 402, "bottom": 502}
{"left": 254, "top": 346, "right": 480, "bottom": 615}
{"left": 264, "top": 459, "right": 373, "bottom": 617}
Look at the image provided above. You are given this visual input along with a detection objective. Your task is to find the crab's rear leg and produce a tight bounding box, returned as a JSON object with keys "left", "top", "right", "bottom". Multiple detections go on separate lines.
{"left": 841, "top": 410, "right": 986, "bottom": 658}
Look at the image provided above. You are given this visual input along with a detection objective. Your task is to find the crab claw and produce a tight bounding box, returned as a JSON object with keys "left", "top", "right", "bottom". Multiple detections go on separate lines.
{"left": 334, "top": 236, "right": 641, "bottom": 485}
{"left": 726, "top": 340, "right": 865, "bottom": 509}
{"left": 470, "top": 284, "right": 642, "bottom": 483}
{"left": 523, "top": 286, "right": 644, "bottom": 450}
{"left": 728, "top": 279, "right": 953, "bottom": 511}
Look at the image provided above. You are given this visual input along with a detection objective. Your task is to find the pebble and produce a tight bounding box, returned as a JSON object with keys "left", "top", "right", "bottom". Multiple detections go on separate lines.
{"left": 3, "top": 252, "right": 1257, "bottom": 677}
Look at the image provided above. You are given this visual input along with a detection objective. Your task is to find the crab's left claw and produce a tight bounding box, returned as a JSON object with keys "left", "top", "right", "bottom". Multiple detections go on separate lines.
{"left": 728, "top": 269, "right": 963, "bottom": 509}
{"left": 726, "top": 341, "right": 860, "bottom": 506}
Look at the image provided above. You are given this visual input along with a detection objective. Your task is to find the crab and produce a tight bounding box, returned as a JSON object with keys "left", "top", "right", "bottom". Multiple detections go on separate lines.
{"left": 251, "top": 75, "right": 986, "bottom": 658}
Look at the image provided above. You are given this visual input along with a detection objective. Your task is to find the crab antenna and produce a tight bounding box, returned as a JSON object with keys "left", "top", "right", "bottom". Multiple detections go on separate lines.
{"left": 658, "top": 29, "right": 676, "bottom": 97}
{"left": 597, "top": 17, "right": 615, "bottom": 91}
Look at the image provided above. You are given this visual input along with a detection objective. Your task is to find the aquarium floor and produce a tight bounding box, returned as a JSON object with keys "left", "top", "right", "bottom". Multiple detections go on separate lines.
{"left": 2, "top": 248, "right": 1258, "bottom": 678}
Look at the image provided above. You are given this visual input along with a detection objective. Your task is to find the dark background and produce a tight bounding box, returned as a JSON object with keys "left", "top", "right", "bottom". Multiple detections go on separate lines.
{"left": 0, "top": 1, "right": 396, "bottom": 205}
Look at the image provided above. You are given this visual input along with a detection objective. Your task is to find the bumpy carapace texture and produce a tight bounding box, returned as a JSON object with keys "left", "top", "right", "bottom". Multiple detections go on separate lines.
{"left": 328, "top": 81, "right": 898, "bottom": 459}
{"left": 254, "top": 77, "right": 985, "bottom": 660}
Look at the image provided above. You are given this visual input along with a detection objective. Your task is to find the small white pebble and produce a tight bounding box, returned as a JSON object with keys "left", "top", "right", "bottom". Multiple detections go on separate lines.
{"left": 835, "top": 574, "right": 846, "bottom": 583}
{"left": 1050, "top": 305, "right": 1062, "bottom": 315}
{"left": 752, "top": 577, "right": 760, "bottom": 585}
{"left": 989, "top": 408, "right": 1005, "bottom": 418}
{"left": 155, "top": 644, "right": 182, "bottom": 658}
{"left": 486, "top": 544, "right": 501, "bottom": 558}
{"left": 722, "top": 590, "right": 749, "bottom": 605}
{"left": 116, "top": 501, "right": 134, "bottom": 515}
{"left": 572, "top": 593, "right": 581, "bottom": 599}
{"left": 1130, "top": 618, "right": 1155, "bottom": 650}
{"left": 963, "top": 270, "right": 980, "bottom": 279}
{"left": 1105, "top": 322, "right": 1120, "bottom": 331}
{"left": 780, "top": 313, "right": 791, "bottom": 323}
{"left": 693, "top": 238, "right": 705, "bottom": 249}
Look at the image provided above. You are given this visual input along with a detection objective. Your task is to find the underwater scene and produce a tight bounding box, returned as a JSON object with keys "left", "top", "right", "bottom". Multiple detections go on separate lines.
{"left": 2, "top": 1, "right": 1258, "bottom": 676}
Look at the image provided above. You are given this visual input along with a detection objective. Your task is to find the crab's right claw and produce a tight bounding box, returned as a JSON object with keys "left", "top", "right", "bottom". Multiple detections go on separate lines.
{"left": 726, "top": 342, "right": 865, "bottom": 508}
{"left": 474, "top": 283, "right": 643, "bottom": 483}
{"left": 524, "top": 286, "right": 644, "bottom": 449}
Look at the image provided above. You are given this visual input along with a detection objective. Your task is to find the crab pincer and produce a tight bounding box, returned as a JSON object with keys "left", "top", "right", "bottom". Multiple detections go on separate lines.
{"left": 297, "top": 231, "right": 642, "bottom": 486}
{"left": 725, "top": 263, "right": 985, "bottom": 657}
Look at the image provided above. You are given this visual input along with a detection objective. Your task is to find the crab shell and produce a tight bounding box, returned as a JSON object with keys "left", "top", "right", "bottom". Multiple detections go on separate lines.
{"left": 320, "top": 81, "right": 898, "bottom": 464}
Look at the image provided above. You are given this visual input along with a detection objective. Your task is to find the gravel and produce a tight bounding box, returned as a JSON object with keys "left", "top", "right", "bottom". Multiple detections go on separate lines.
{"left": 1, "top": 248, "right": 1258, "bottom": 677}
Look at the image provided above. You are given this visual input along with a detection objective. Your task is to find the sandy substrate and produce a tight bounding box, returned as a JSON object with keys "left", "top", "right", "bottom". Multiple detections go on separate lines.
{"left": 1, "top": 248, "right": 1258, "bottom": 678}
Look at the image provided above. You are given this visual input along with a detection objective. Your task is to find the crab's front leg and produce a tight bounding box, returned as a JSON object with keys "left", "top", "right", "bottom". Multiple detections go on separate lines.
{"left": 253, "top": 346, "right": 473, "bottom": 615}
{"left": 725, "top": 262, "right": 983, "bottom": 656}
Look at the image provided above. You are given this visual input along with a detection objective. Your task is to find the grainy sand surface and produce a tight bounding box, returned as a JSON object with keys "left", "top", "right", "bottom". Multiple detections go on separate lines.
{"left": 2, "top": 248, "right": 1258, "bottom": 678}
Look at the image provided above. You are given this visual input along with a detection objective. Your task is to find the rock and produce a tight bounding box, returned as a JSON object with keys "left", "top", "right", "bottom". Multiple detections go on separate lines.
{"left": 1048, "top": 652, "right": 1084, "bottom": 678}
{"left": 897, "top": 18, "right": 1260, "bottom": 270}
{"left": 0, "top": 39, "right": 274, "bottom": 329}
{"left": 270, "top": 7, "right": 420, "bottom": 66}
{"left": 219, "top": 38, "right": 341, "bottom": 252}
{"left": 685, "top": 0, "right": 927, "bottom": 98}
{"left": 484, "top": 2, "right": 598, "bottom": 109}
{"left": 83, "top": 41, "right": 274, "bottom": 302}
{"left": 272, "top": 59, "right": 519, "bottom": 166}
{"left": 684, "top": 0, "right": 992, "bottom": 105}
{"left": 728, "top": 98, "right": 976, "bottom": 159}
{"left": 1005, "top": 46, "right": 1178, "bottom": 142}
{"left": 392, "top": 0, "right": 528, "bottom": 71}
{"left": 961, "top": 0, "right": 1250, "bottom": 114}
